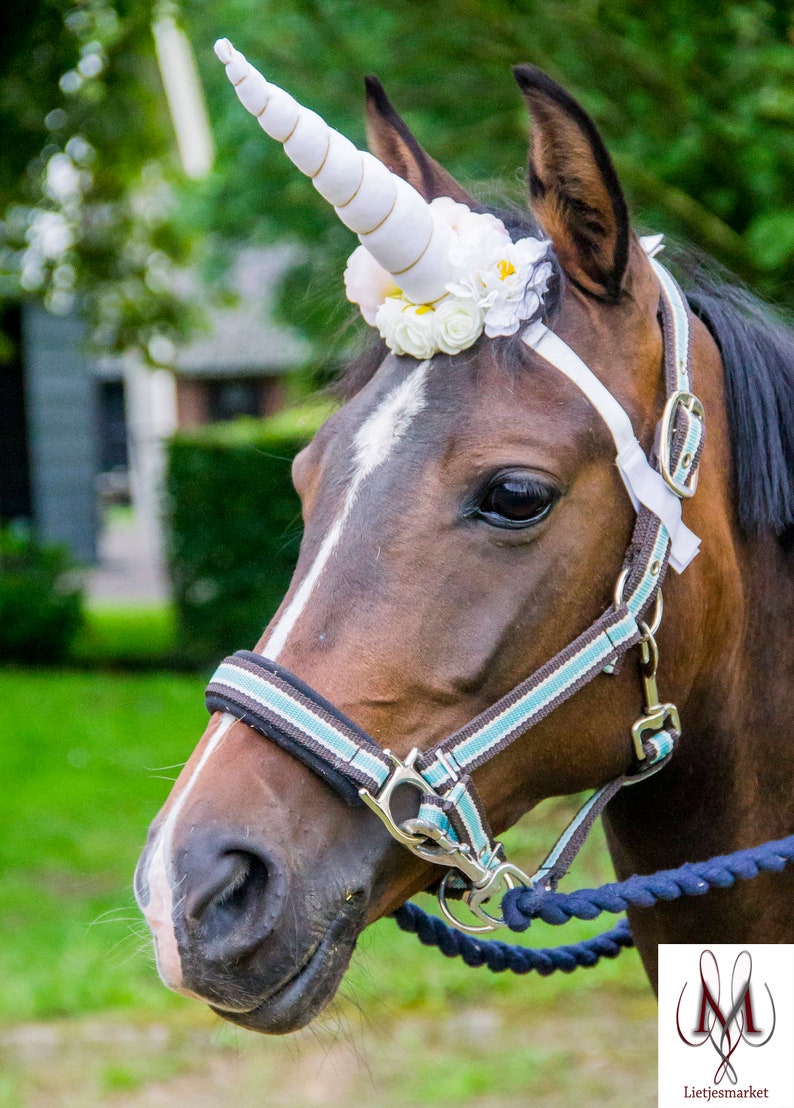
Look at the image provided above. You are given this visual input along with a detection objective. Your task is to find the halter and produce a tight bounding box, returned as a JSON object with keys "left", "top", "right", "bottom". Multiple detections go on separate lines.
{"left": 205, "top": 257, "right": 705, "bottom": 935}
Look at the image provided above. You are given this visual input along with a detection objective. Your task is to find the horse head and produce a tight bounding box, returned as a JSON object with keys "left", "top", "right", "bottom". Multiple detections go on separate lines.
{"left": 135, "top": 42, "right": 752, "bottom": 1033}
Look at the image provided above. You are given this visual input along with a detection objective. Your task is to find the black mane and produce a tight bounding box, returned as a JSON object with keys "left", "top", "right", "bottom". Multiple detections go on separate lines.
{"left": 680, "top": 258, "right": 794, "bottom": 540}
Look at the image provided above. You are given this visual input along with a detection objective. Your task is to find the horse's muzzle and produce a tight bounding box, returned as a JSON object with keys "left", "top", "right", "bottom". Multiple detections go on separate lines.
{"left": 175, "top": 826, "right": 289, "bottom": 964}
{"left": 137, "top": 820, "right": 368, "bottom": 1031}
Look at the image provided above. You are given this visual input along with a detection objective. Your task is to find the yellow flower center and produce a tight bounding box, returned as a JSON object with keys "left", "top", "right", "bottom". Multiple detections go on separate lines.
{"left": 497, "top": 259, "right": 516, "bottom": 281}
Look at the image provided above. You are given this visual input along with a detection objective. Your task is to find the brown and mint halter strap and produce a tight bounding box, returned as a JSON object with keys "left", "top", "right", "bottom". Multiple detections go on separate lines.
{"left": 205, "top": 266, "right": 702, "bottom": 903}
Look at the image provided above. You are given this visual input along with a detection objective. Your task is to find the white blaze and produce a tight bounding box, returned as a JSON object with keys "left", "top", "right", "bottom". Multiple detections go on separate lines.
{"left": 263, "top": 360, "right": 431, "bottom": 660}
{"left": 140, "top": 712, "right": 236, "bottom": 991}
{"left": 140, "top": 360, "right": 432, "bottom": 987}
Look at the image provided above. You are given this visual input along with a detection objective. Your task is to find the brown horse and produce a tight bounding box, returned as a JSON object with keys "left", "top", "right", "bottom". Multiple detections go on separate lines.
{"left": 135, "top": 57, "right": 794, "bottom": 1034}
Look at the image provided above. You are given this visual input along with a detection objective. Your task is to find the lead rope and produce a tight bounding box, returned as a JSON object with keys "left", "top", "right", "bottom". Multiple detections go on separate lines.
{"left": 393, "top": 834, "right": 794, "bottom": 975}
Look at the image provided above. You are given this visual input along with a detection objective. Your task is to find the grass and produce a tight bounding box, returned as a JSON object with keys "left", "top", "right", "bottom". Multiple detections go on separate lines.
{"left": 0, "top": 665, "right": 657, "bottom": 1106}
{"left": 0, "top": 668, "right": 204, "bottom": 1021}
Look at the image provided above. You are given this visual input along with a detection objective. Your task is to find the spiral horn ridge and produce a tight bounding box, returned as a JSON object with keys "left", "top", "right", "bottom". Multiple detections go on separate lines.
{"left": 214, "top": 38, "right": 454, "bottom": 304}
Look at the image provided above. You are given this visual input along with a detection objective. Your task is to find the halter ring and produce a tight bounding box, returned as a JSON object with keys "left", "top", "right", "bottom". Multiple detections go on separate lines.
{"left": 613, "top": 568, "right": 663, "bottom": 635}
{"left": 438, "top": 864, "right": 529, "bottom": 935}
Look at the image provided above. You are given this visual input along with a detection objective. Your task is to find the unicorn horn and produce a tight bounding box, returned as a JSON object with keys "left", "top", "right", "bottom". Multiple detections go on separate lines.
{"left": 214, "top": 38, "right": 454, "bottom": 305}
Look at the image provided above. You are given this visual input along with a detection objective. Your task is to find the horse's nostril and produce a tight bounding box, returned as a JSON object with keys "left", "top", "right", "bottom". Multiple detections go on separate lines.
{"left": 179, "top": 838, "right": 285, "bottom": 959}
{"left": 206, "top": 851, "right": 270, "bottom": 932}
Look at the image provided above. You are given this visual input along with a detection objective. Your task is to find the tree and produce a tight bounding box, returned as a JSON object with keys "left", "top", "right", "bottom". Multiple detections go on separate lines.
{"left": 2, "top": 1, "right": 792, "bottom": 366}
{"left": 0, "top": 0, "right": 195, "bottom": 358}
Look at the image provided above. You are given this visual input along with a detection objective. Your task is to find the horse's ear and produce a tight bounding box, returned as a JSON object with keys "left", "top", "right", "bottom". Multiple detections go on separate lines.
{"left": 365, "top": 76, "right": 478, "bottom": 206}
{"left": 514, "top": 65, "right": 630, "bottom": 301}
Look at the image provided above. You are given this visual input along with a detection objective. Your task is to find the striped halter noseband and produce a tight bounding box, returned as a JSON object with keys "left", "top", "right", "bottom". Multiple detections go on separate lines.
{"left": 205, "top": 259, "right": 705, "bottom": 934}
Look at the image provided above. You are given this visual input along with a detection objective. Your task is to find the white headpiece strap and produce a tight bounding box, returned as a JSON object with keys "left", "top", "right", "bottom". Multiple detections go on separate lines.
{"left": 521, "top": 259, "right": 701, "bottom": 573}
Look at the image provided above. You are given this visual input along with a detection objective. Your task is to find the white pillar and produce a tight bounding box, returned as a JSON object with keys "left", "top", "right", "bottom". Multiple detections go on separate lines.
{"left": 123, "top": 356, "right": 177, "bottom": 585}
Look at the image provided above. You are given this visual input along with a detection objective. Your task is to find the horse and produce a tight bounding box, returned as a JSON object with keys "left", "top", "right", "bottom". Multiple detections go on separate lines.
{"left": 135, "top": 40, "right": 794, "bottom": 1035}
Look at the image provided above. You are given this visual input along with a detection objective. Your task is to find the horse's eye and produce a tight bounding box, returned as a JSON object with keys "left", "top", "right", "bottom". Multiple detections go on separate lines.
{"left": 475, "top": 474, "right": 556, "bottom": 529}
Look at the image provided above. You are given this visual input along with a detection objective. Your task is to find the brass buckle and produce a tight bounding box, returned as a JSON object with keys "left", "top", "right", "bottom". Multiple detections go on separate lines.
{"left": 360, "top": 749, "right": 530, "bottom": 933}
{"left": 658, "top": 389, "right": 704, "bottom": 498}
{"left": 631, "top": 704, "right": 681, "bottom": 763}
{"left": 630, "top": 622, "right": 680, "bottom": 762}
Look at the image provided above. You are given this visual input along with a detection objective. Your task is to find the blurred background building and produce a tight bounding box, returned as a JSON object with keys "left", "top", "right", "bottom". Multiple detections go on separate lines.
{"left": 0, "top": 16, "right": 310, "bottom": 599}
{"left": 0, "top": 246, "right": 308, "bottom": 597}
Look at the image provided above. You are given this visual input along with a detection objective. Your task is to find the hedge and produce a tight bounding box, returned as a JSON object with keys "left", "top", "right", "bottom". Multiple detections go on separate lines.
{"left": 166, "top": 403, "right": 333, "bottom": 664}
{"left": 0, "top": 524, "right": 84, "bottom": 663}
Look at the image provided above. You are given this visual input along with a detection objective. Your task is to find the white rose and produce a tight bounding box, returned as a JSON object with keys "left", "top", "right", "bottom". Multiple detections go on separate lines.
{"left": 344, "top": 246, "right": 399, "bottom": 325}
{"left": 429, "top": 196, "right": 473, "bottom": 232}
{"left": 432, "top": 298, "right": 484, "bottom": 355}
{"left": 391, "top": 303, "right": 437, "bottom": 359}
{"left": 375, "top": 297, "right": 437, "bottom": 358}
{"left": 375, "top": 296, "right": 410, "bottom": 353}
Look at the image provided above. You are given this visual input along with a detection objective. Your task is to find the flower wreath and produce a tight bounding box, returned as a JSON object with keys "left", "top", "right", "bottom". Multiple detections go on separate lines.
{"left": 344, "top": 198, "right": 554, "bottom": 359}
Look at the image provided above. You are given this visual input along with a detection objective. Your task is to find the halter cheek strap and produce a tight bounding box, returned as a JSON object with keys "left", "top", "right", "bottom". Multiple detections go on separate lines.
{"left": 205, "top": 261, "right": 705, "bottom": 935}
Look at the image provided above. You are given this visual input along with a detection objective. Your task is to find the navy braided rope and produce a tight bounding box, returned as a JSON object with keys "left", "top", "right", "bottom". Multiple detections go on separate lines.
{"left": 393, "top": 833, "right": 794, "bottom": 975}
{"left": 393, "top": 904, "right": 633, "bottom": 975}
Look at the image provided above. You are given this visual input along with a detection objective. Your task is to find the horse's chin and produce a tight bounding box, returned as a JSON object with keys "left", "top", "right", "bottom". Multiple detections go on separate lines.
{"left": 200, "top": 898, "right": 366, "bottom": 1035}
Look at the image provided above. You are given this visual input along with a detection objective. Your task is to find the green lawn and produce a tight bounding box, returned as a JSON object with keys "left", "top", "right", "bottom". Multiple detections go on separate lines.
{"left": 0, "top": 668, "right": 204, "bottom": 1020}
{"left": 0, "top": 667, "right": 656, "bottom": 1106}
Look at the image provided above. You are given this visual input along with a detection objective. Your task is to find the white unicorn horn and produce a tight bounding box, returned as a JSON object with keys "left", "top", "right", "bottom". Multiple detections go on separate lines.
{"left": 214, "top": 38, "right": 454, "bottom": 304}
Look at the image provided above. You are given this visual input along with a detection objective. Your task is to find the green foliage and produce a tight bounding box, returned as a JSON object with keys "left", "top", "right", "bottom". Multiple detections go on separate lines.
{"left": 70, "top": 602, "right": 178, "bottom": 667}
{"left": 181, "top": 0, "right": 794, "bottom": 322}
{"left": 166, "top": 403, "right": 332, "bottom": 662}
{"left": 2, "top": 2, "right": 793, "bottom": 368}
{"left": 0, "top": 0, "right": 197, "bottom": 357}
{"left": 0, "top": 525, "right": 84, "bottom": 663}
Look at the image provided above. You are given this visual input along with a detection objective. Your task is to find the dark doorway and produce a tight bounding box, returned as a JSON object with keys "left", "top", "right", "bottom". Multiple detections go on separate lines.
{"left": 0, "top": 305, "right": 32, "bottom": 522}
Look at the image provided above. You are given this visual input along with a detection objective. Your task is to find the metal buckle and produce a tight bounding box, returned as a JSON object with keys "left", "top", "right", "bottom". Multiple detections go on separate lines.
{"left": 360, "top": 749, "right": 530, "bottom": 933}
{"left": 658, "top": 389, "right": 704, "bottom": 498}
{"left": 437, "top": 862, "right": 530, "bottom": 935}
{"left": 613, "top": 569, "right": 663, "bottom": 632}
{"left": 400, "top": 817, "right": 499, "bottom": 883}
{"left": 359, "top": 748, "right": 437, "bottom": 849}
{"left": 630, "top": 622, "right": 680, "bottom": 761}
